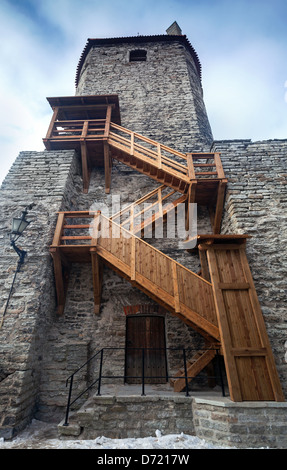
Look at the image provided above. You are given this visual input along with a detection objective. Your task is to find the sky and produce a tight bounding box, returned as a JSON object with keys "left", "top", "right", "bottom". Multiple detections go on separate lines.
{"left": 0, "top": 0, "right": 287, "bottom": 185}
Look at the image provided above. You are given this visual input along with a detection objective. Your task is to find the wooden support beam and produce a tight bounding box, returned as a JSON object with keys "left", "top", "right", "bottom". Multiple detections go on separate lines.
{"left": 104, "top": 141, "right": 112, "bottom": 194}
{"left": 199, "top": 249, "right": 211, "bottom": 282}
{"left": 91, "top": 211, "right": 101, "bottom": 245}
{"left": 51, "top": 212, "right": 65, "bottom": 246}
{"left": 206, "top": 247, "right": 243, "bottom": 401}
{"left": 130, "top": 235, "right": 136, "bottom": 281}
{"left": 212, "top": 179, "right": 227, "bottom": 234}
{"left": 186, "top": 154, "right": 196, "bottom": 179}
{"left": 172, "top": 262, "right": 180, "bottom": 313}
{"left": 44, "top": 106, "right": 59, "bottom": 149}
{"left": 157, "top": 143, "right": 162, "bottom": 169}
{"left": 185, "top": 181, "right": 197, "bottom": 233}
{"left": 104, "top": 104, "right": 112, "bottom": 138}
{"left": 50, "top": 247, "right": 67, "bottom": 315}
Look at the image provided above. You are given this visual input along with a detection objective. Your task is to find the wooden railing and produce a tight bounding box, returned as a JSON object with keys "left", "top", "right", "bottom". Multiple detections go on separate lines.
{"left": 45, "top": 119, "right": 108, "bottom": 142}
{"left": 44, "top": 118, "right": 226, "bottom": 185}
{"left": 110, "top": 184, "right": 187, "bottom": 235}
{"left": 108, "top": 122, "right": 190, "bottom": 179}
{"left": 51, "top": 211, "right": 220, "bottom": 340}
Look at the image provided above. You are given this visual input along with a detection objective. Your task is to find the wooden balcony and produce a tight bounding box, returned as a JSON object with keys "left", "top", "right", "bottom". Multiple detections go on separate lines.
{"left": 43, "top": 96, "right": 227, "bottom": 233}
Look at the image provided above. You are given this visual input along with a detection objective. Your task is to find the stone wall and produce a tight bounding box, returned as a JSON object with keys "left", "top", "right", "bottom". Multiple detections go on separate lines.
{"left": 76, "top": 40, "right": 213, "bottom": 152}
{"left": 0, "top": 149, "right": 78, "bottom": 438}
{"left": 193, "top": 397, "right": 287, "bottom": 448}
{"left": 212, "top": 139, "right": 287, "bottom": 395}
{"left": 35, "top": 158, "right": 210, "bottom": 424}
{"left": 58, "top": 395, "right": 287, "bottom": 448}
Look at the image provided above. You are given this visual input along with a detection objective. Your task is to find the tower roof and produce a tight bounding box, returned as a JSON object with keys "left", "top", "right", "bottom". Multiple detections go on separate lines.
{"left": 75, "top": 33, "right": 202, "bottom": 87}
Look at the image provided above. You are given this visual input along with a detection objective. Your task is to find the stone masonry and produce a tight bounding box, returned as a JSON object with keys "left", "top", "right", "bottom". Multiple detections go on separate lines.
{"left": 0, "top": 29, "right": 286, "bottom": 447}
{"left": 76, "top": 38, "right": 213, "bottom": 151}
{"left": 212, "top": 139, "right": 287, "bottom": 391}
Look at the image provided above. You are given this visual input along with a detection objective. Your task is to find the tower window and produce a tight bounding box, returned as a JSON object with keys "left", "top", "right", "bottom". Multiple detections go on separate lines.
{"left": 129, "top": 50, "right": 147, "bottom": 62}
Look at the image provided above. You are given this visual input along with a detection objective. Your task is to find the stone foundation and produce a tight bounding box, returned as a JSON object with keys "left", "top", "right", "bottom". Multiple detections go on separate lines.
{"left": 58, "top": 392, "right": 287, "bottom": 448}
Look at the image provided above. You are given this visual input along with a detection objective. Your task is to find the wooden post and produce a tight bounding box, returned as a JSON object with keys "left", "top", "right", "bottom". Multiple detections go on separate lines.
{"left": 104, "top": 104, "right": 112, "bottom": 138}
{"left": 130, "top": 132, "right": 134, "bottom": 155}
{"left": 185, "top": 181, "right": 197, "bottom": 234}
{"left": 157, "top": 143, "right": 162, "bottom": 169}
{"left": 44, "top": 106, "right": 59, "bottom": 149}
{"left": 81, "top": 120, "right": 89, "bottom": 139}
{"left": 172, "top": 262, "right": 180, "bottom": 313}
{"left": 51, "top": 213, "right": 65, "bottom": 247}
{"left": 186, "top": 153, "right": 196, "bottom": 179}
{"left": 212, "top": 179, "right": 227, "bottom": 234}
{"left": 130, "top": 235, "right": 136, "bottom": 281}
{"left": 206, "top": 247, "right": 243, "bottom": 401}
{"left": 214, "top": 153, "right": 225, "bottom": 179}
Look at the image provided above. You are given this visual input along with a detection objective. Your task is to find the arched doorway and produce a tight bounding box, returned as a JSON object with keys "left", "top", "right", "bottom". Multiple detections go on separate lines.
{"left": 125, "top": 315, "right": 167, "bottom": 384}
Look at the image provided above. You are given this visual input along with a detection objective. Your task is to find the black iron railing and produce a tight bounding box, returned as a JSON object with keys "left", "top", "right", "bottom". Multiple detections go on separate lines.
{"left": 63, "top": 347, "right": 225, "bottom": 426}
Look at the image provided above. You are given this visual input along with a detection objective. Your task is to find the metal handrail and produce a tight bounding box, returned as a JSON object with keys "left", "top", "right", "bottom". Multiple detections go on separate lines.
{"left": 63, "top": 347, "right": 225, "bottom": 426}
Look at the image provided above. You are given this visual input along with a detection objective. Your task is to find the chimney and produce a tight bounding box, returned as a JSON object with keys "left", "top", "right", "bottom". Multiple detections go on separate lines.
{"left": 166, "top": 21, "right": 182, "bottom": 35}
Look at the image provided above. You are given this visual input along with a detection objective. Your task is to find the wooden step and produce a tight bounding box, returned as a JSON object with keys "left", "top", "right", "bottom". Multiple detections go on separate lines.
{"left": 171, "top": 349, "right": 216, "bottom": 393}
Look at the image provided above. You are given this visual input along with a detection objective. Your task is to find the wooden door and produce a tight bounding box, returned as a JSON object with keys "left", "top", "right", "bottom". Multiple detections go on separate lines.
{"left": 125, "top": 315, "right": 167, "bottom": 384}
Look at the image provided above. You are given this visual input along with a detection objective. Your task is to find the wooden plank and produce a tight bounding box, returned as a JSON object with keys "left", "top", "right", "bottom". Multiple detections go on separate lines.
{"left": 207, "top": 244, "right": 285, "bottom": 401}
{"left": 157, "top": 143, "right": 162, "bottom": 169}
{"left": 213, "top": 180, "right": 227, "bottom": 234}
{"left": 49, "top": 247, "right": 66, "bottom": 315}
{"left": 172, "top": 262, "right": 180, "bottom": 313}
{"left": 206, "top": 247, "right": 243, "bottom": 401}
{"left": 231, "top": 348, "right": 267, "bottom": 356}
{"left": 130, "top": 235, "right": 136, "bottom": 281}
{"left": 51, "top": 213, "right": 65, "bottom": 246}
{"left": 45, "top": 106, "right": 59, "bottom": 140}
{"left": 238, "top": 249, "right": 285, "bottom": 401}
{"left": 173, "top": 349, "right": 216, "bottom": 392}
{"left": 91, "top": 211, "right": 101, "bottom": 245}
{"left": 186, "top": 154, "right": 195, "bottom": 179}
{"left": 81, "top": 120, "right": 89, "bottom": 139}
{"left": 104, "top": 104, "right": 112, "bottom": 138}
{"left": 218, "top": 282, "right": 250, "bottom": 290}
{"left": 214, "top": 153, "right": 225, "bottom": 179}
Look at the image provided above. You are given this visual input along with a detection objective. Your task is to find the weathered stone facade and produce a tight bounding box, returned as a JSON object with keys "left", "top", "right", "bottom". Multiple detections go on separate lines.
{"left": 0, "top": 150, "right": 78, "bottom": 437}
{"left": 76, "top": 37, "right": 213, "bottom": 151}
{"left": 212, "top": 139, "right": 287, "bottom": 391}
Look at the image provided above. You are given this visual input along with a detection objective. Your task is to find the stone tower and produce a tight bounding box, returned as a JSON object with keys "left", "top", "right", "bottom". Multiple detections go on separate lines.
{"left": 75, "top": 26, "right": 213, "bottom": 152}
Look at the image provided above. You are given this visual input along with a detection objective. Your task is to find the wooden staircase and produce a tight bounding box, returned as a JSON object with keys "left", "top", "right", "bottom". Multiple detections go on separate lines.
{"left": 110, "top": 184, "right": 188, "bottom": 236}
{"left": 170, "top": 348, "right": 217, "bottom": 392}
{"left": 50, "top": 212, "right": 220, "bottom": 343}
{"left": 45, "top": 98, "right": 285, "bottom": 402}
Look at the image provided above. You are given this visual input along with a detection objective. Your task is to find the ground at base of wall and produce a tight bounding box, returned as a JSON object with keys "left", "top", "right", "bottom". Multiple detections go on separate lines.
{"left": 0, "top": 419, "right": 237, "bottom": 449}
